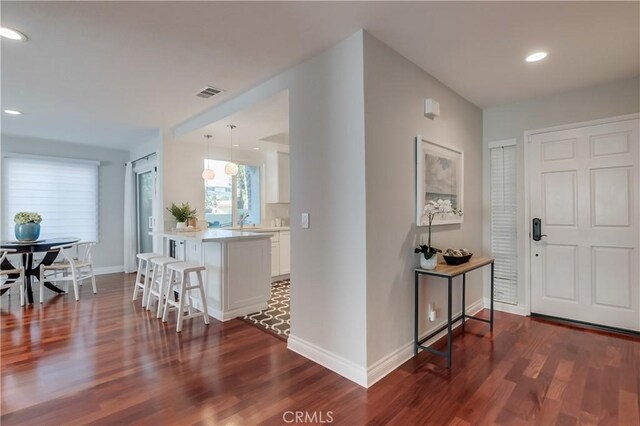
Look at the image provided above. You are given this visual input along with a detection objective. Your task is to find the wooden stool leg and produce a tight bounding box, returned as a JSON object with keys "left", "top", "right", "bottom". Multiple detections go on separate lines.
{"left": 146, "top": 264, "right": 157, "bottom": 310}
{"left": 162, "top": 269, "right": 175, "bottom": 323}
{"left": 196, "top": 270, "right": 209, "bottom": 325}
{"left": 132, "top": 260, "right": 142, "bottom": 301}
{"left": 142, "top": 260, "right": 152, "bottom": 307}
{"left": 176, "top": 273, "right": 187, "bottom": 332}
{"left": 19, "top": 268, "right": 25, "bottom": 307}
{"left": 156, "top": 266, "right": 168, "bottom": 319}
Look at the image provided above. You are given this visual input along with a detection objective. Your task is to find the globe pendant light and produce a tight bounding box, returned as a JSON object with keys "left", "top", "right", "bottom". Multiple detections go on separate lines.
{"left": 202, "top": 134, "right": 215, "bottom": 181}
{"left": 225, "top": 124, "right": 239, "bottom": 176}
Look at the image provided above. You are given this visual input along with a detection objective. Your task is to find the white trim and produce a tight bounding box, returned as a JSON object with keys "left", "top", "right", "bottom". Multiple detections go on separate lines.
{"left": 94, "top": 265, "right": 124, "bottom": 275}
{"left": 366, "top": 298, "right": 484, "bottom": 388}
{"left": 525, "top": 113, "right": 639, "bottom": 137}
{"left": 287, "top": 334, "right": 368, "bottom": 387}
{"left": 2, "top": 152, "right": 101, "bottom": 166}
{"left": 522, "top": 113, "right": 640, "bottom": 317}
{"left": 487, "top": 138, "right": 517, "bottom": 149}
{"left": 484, "top": 297, "right": 528, "bottom": 316}
{"left": 206, "top": 301, "right": 268, "bottom": 322}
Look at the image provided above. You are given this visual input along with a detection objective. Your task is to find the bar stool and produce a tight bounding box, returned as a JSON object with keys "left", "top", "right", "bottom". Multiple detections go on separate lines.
{"left": 162, "top": 262, "right": 210, "bottom": 332}
{"left": 132, "top": 252, "right": 163, "bottom": 307}
{"left": 146, "top": 256, "right": 180, "bottom": 318}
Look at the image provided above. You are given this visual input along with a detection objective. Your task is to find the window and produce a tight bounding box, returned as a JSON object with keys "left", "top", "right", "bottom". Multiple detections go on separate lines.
{"left": 3, "top": 154, "right": 99, "bottom": 241}
{"left": 204, "top": 159, "right": 261, "bottom": 227}
{"left": 489, "top": 141, "right": 518, "bottom": 305}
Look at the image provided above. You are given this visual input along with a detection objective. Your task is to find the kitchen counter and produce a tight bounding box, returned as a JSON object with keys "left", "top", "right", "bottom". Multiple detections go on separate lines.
{"left": 152, "top": 229, "right": 272, "bottom": 321}
{"left": 226, "top": 226, "right": 290, "bottom": 232}
{"left": 152, "top": 229, "right": 272, "bottom": 242}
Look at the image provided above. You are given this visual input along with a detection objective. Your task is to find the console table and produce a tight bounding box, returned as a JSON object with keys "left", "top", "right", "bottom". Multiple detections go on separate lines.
{"left": 414, "top": 257, "right": 495, "bottom": 368}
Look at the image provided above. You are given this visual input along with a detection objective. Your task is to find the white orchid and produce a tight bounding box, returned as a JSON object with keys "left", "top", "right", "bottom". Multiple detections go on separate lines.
{"left": 419, "top": 199, "right": 463, "bottom": 255}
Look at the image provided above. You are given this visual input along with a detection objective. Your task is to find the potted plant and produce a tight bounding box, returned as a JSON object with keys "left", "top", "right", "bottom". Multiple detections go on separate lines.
{"left": 167, "top": 202, "right": 197, "bottom": 229}
{"left": 14, "top": 212, "right": 42, "bottom": 241}
{"left": 415, "top": 199, "right": 462, "bottom": 269}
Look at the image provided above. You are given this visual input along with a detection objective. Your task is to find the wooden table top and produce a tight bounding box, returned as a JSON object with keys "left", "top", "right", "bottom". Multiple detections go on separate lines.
{"left": 416, "top": 256, "right": 494, "bottom": 278}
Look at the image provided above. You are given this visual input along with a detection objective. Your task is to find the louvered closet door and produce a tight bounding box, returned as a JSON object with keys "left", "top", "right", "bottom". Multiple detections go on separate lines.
{"left": 529, "top": 118, "right": 639, "bottom": 331}
{"left": 490, "top": 143, "right": 518, "bottom": 305}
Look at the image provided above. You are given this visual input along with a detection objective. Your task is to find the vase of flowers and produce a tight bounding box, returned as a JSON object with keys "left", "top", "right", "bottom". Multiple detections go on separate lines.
{"left": 14, "top": 212, "right": 42, "bottom": 241}
{"left": 415, "top": 199, "right": 463, "bottom": 269}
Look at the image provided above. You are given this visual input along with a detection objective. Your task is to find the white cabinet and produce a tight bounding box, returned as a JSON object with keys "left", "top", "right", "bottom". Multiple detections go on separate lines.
{"left": 251, "top": 229, "right": 290, "bottom": 277}
{"left": 269, "top": 232, "right": 280, "bottom": 277}
{"left": 266, "top": 152, "right": 290, "bottom": 204}
{"left": 279, "top": 231, "right": 290, "bottom": 275}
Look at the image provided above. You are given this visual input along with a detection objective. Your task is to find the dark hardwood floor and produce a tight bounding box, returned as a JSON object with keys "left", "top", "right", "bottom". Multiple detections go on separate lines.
{"left": 1, "top": 273, "right": 638, "bottom": 425}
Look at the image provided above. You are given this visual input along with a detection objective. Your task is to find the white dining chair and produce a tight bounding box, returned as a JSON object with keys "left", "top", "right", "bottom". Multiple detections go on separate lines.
{"left": 1, "top": 249, "right": 25, "bottom": 306}
{"left": 39, "top": 242, "right": 97, "bottom": 303}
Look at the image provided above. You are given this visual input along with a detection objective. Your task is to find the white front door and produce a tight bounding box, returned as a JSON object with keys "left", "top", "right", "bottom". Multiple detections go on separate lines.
{"left": 529, "top": 117, "right": 639, "bottom": 331}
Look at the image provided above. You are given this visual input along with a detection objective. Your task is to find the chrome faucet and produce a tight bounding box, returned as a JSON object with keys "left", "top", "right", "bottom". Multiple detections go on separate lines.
{"left": 239, "top": 212, "right": 250, "bottom": 230}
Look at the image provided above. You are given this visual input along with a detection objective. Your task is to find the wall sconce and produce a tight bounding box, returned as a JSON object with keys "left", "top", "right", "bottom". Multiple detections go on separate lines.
{"left": 424, "top": 98, "right": 440, "bottom": 119}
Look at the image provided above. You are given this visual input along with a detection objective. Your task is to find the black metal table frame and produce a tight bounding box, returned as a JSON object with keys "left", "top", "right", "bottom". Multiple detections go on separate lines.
{"left": 1, "top": 238, "right": 79, "bottom": 303}
{"left": 414, "top": 260, "right": 494, "bottom": 368}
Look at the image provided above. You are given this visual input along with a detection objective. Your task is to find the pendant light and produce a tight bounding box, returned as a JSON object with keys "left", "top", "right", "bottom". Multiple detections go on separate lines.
{"left": 202, "top": 134, "right": 215, "bottom": 181}
{"left": 225, "top": 124, "right": 239, "bottom": 176}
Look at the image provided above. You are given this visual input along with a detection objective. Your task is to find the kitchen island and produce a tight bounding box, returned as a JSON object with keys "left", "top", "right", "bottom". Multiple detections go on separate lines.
{"left": 151, "top": 229, "right": 271, "bottom": 321}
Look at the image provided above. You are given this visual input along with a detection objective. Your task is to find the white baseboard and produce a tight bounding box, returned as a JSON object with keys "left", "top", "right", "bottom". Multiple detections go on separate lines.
{"left": 94, "top": 265, "right": 124, "bottom": 275}
{"left": 366, "top": 298, "right": 485, "bottom": 388}
{"left": 484, "top": 298, "right": 528, "bottom": 316}
{"left": 287, "top": 334, "right": 368, "bottom": 387}
{"left": 286, "top": 299, "right": 486, "bottom": 389}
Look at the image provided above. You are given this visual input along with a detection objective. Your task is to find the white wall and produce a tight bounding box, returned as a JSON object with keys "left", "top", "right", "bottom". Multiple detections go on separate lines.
{"left": 362, "top": 33, "right": 484, "bottom": 370}
{"left": 167, "top": 31, "right": 369, "bottom": 380}
{"left": 163, "top": 139, "right": 268, "bottom": 227}
{"left": 1, "top": 134, "right": 129, "bottom": 270}
{"left": 482, "top": 76, "right": 640, "bottom": 309}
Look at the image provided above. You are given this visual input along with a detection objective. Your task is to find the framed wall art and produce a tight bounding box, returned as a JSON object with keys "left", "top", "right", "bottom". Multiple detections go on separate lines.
{"left": 416, "top": 136, "right": 464, "bottom": 226}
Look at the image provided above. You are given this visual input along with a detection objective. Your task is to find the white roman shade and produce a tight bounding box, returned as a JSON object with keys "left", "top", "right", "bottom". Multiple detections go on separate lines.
{"left": 3, "top": 154, "right": 99, "bottom": 241}
{"left": 489, "top": 140, "right": 518, "bottom": 305}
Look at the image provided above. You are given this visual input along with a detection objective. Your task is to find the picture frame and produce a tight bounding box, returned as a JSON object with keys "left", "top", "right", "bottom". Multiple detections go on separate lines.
{"left": 416, "top": 136, "right": 464, "bottom": 226}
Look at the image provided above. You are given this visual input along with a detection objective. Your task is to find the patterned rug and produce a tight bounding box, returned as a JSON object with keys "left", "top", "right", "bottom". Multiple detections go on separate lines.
{"left": 241, "top": 280, "right": 290, "bottom": 339}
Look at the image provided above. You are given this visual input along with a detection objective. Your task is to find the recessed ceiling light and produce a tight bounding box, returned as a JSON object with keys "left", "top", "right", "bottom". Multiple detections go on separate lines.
{"left": 4, "top": 109, "right": 22, "bottom": 115}
{"left": 0, "top": 27, "right": 27, "bottom": 41}
{"left": 233, "top": 144, "right": 240, "bottom": 147}
{"left": 252, "top": 147, "right": 260, "bottom": 151}
{"left": 526, "top": 52, "right": 547, "bottom": 62}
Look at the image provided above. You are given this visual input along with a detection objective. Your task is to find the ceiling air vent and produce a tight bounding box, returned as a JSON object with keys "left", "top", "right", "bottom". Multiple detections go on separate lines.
{"left": 195, "top": 86, "right": 224, "bottom": 99}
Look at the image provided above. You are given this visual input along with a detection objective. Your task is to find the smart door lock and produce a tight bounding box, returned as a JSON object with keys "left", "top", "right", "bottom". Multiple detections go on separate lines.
{"left": 532, "top": 218, "right": 547, "bottom": 241}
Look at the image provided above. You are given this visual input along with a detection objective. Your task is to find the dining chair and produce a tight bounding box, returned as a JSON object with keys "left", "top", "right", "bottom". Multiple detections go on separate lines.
{"left": 1, "top": 249, "right": 26, "bottom": 306}
{"left": 39, "top": 242, "right": 97, "bottom": 303}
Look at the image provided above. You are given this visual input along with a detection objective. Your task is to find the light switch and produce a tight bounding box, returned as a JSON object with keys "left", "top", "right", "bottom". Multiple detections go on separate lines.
{"left": 301, "top": 213, "right": 310, "bottom": 229}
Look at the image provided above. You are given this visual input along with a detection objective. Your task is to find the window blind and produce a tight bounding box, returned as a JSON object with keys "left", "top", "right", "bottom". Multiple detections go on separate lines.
{"left": 3, "top": 155, "right": 99, "bottom": 241}
{"left": 490, "top": 143, "right": 518, "bottom": 305}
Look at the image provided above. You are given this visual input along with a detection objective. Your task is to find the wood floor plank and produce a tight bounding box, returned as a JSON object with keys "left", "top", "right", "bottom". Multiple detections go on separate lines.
{"left": 1, "top": 273, "right": 638, "bottom": 425}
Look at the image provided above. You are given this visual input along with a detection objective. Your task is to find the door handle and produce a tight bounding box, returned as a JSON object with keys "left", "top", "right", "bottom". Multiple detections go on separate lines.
{"left": 532, "top": 218, "right": 547, "bottom": 241}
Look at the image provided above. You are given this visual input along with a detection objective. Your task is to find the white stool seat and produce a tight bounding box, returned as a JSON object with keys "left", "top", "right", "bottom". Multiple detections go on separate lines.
{"left": 167, "top": 262, "right": 205, "bottom": 274}
{"left": 132, "top": 252, "right": 165, "bottom": 307}
{"left": 162, "top": 262, "right": 209, "bottom": 332}
{"left": 137, "top": 252, "right": 162, "bottom": 261}
{"left": 146, "top": 256, "right": 180, "bottom": 318}
{"left": 151, "top": 256, "right": 181, "bottom": 266}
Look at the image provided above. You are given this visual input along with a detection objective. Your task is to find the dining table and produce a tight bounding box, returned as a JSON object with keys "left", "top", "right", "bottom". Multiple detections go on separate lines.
{"left": 1, "top": 237, "right": 80, "bottom": 303}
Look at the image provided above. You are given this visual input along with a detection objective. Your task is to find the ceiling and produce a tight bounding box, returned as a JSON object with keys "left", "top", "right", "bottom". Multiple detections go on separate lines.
{"left": 1, "top": 1, "right": 638, "bottom": 150}
{"left": 183, "top": 90, "right": 289, "bottom": 153}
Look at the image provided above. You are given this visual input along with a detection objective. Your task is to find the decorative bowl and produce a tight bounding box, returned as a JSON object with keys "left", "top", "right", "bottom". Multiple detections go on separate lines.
{"left": 443, "top": 253, "right": 473, "bottom": 265}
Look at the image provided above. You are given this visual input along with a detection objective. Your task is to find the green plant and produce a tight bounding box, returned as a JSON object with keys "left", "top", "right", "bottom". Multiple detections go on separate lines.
{"left": 14, "top": 212, "right": 42, "bottom": 224}
{"left": 166, "top": 202, "right": 197, "bottom": 222}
